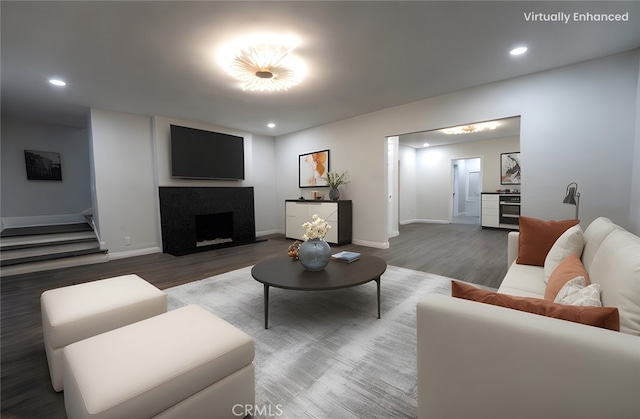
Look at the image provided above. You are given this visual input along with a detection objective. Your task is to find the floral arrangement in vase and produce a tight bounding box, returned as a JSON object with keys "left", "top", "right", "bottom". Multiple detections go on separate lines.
{"left": 298, "top": 214, "right": 332, "bottom": 271}
{"left": 323, "top": 171, "right": 350, "bottom": 189}
{"left": 322, "top": 171, "right": 349, "bottom": 201}
{"left": 301, "top": 214, "right": 331, "bottom": 240}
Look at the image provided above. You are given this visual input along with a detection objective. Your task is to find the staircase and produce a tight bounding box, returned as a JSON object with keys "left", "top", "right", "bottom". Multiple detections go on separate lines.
{"left": 0, "top": 219, "right": 108, "bottom": 276}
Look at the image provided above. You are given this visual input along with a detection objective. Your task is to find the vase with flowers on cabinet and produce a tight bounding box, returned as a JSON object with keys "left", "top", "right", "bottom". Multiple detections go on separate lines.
{"left": 323, "top": 171, "right": 349, "bottom": 201}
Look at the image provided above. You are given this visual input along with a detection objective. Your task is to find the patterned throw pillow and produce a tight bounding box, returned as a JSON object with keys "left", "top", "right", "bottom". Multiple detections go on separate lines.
{"left": 554, "top": 276, "right": 602, "bottom": 307}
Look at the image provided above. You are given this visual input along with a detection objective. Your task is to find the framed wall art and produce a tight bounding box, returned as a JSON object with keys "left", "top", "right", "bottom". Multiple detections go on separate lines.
{"left": 299, "top": 149, "right": 330, "bottom": 188}
{"left": 500, "top": 152, "right": 521, "bottom": 185}
{"left": 24, "top": 150, "right": 62, "bottom": 181}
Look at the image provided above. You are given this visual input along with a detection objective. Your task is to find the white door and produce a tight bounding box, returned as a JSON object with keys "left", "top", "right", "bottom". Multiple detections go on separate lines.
{"left": 451, "top": 157, "right": 481, "bottom": 223}
{"left": 467, "top": 171, "right": 481, "bottom": 217}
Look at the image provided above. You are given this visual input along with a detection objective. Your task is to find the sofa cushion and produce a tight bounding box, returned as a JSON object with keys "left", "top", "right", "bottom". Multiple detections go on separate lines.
{"left": 543, "top": 225, "right": 584, "bottom": 283}
{"left": 499, "top": 262, "right": 546, "bottom": 298}
{"left": 554, "top": 276, "right": 602, "bottom": 306}
{"left": 588, "top": 229, "right": 640, "bottom": 336}
{"left": 544, "top": 253, "right": 591, "bottom": 301}
{"left": 582, "top": 217, "right": 622, "bottom": 272}
{"left": 516, "top": 216, "right": 579, "bottom": 267}
{"left": 452, "top": 280, "right": 619, "bottom": 331}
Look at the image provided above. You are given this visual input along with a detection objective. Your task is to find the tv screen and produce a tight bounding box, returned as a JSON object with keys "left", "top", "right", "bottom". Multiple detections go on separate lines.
{"left": 170, "top": 125, "right": 245, "bottom": 180}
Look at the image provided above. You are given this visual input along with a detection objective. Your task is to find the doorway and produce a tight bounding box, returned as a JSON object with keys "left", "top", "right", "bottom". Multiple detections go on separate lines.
{"left": 451, "top": 157, "right": 481, "bottom": 224}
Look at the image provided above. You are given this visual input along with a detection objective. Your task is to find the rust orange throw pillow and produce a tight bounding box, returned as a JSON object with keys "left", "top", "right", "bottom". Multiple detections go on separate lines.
{"left": 451, "top": 281, "right": 619, "bottom": 331}
{"left": 517, "top": 216, "right": 579, "bottom": 266}
{"left": 543, "top": 254, "right": 590, "bottom": 301}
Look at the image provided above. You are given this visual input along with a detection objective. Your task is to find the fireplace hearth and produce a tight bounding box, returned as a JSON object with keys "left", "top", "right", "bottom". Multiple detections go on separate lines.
{"left": 159, "top": 187, "right": 257, "bottom": 256}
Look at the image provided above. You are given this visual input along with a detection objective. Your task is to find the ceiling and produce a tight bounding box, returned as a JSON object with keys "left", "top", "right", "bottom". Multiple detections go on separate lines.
{"left": 2, "top": 1, "right": 639, "bottom": 137}
{"left": 398, "top": 116, "right": 521, "bottom": 149}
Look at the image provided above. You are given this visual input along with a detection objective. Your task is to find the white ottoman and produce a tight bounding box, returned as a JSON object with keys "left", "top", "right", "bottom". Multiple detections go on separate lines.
{"left": 41, "top": 274, "right": 167, "bottom": 391}
{"left": 62, "top": 304, "right": 255, "bottom": 419}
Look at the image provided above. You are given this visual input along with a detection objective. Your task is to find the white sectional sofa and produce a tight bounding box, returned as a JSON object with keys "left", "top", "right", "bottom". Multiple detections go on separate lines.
{"left": 417, "top": 217, "right": 640, "bottom": 419}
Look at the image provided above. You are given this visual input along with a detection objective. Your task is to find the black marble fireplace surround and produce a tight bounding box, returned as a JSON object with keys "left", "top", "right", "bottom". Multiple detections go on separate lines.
{"left": 159, "top": 187, "right": 257, "bottom": 256}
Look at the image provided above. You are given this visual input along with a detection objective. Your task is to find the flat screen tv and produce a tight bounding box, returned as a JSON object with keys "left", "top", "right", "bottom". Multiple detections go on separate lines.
{"left": 170, "top": 125, "right": 245, "bottom": 180}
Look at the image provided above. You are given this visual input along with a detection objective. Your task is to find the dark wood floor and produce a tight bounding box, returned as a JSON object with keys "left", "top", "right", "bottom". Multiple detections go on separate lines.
{"left": 0, "top": 222, "right": 508, "bottom": 418}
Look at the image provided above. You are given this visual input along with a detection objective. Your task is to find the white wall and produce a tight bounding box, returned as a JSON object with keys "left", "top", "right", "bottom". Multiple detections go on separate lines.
{"left": 399, "top": 144, "right": 418, "bottom": 223}
{"left": 408, "top": 136, "right": 519, "bottom": 223}
{"left": 152, "top": 116, "right": 278, "bottom": 236}
{"left": 1, "top": 118, "right": 92, "bottom": 222}
{"left": 276, "top": 50, "right": 640, "bottom": 247}
{"left": 631, "top": 55, "right": 640, "bottom": 233}
{"left": 387, "top": 137, "right": 399, "bottom": 237}
{"left": 89, "top": 110, "right": 279, "bottom": 257}
{"left": 90, "top": 109, "right": 160, "bottom": 257}
{"left": 276, "top": 117, "right": 390, "bottom": 248}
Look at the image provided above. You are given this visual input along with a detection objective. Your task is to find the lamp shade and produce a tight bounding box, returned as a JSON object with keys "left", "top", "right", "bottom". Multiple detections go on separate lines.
{"left": 563, "top": 185, "right": 578, "bottom": 205}
{"left": 562, "top": 182, "right": 580, "bottom": 220}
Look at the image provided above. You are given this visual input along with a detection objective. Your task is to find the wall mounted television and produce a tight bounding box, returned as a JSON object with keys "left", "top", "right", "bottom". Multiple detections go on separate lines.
{"left": 170, "top": 125, "right": 245, "bottom": 180}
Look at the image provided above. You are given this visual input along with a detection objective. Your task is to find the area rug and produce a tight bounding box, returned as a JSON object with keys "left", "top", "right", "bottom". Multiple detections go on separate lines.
{"left": 165, "top": 265, "right": 456, "bottom": 418}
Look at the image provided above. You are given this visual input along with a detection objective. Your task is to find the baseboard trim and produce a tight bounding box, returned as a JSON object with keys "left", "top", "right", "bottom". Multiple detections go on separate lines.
{"left": 108, "top": 247, "right": 161, "bottom": 260}
{"left": 351, "top": 239, "right": 389, "bottom": 249}
{"left": 400, "top": 219, "right": 450, "bottom": 225}
{"left": 257, "top": 229, "right": 280, "bottom": 237}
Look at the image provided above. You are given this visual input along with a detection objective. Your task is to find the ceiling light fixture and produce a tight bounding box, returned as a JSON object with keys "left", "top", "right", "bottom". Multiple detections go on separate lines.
{"left": 49, "top": 78, "right": 66, "bottom": 87}
{"left": 218, "top": 34, "right": 306, "bottom": 92}
{"left": 510, "top": 46, "right": 528, "bottom": 56}
{"left": 442, "top": 121, "right": 499, "bottom": 135}
{"left": 423, "top": 143, "right": 430, "bottom": 148}
{"left": 267, "top": 123, "right": 276, "bottom": 128}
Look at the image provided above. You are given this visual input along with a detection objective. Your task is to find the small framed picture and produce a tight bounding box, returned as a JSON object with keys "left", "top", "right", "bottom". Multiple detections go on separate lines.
{"left": 24, "top": 150, "right": 62, "bottom": 181}
{"left": 299, "top": 149, "right": 329, "bottom": 188}
{"left": 500, "top": 152, "right": 521, "bottom": 185}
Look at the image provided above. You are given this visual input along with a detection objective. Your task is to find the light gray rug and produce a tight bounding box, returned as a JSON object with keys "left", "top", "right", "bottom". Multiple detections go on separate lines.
{"left": 165, "top": 265, "right": 455, "bottom": 419}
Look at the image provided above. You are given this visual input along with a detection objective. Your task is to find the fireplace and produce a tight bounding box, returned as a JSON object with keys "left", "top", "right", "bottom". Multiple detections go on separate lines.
{"left": 196, "top": 212, "right": 233, "bottom": 247}
{"left": 159, "top": 187, "right": 257, "bottom": 256}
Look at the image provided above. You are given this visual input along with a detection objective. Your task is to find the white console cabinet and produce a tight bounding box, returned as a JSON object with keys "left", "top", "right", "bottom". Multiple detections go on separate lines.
{"left": 285, "top": 200, "right": 352, "bottom": 245}
{"left": 481, "top": 193, "right": 520, "bottom": 230}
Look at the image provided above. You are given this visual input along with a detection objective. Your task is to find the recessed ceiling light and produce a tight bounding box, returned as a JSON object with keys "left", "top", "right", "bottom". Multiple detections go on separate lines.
{"left": 510, "top": 46, "right": 528, "bottom": 56}
{"left": 423, "top": 143, "right": 431, "bottom": 148}
{"left": 267, "top": 123, "right": 276, "bottom": 128}
{"left": 49, "top": 78, "right": 66, "bottom": 87}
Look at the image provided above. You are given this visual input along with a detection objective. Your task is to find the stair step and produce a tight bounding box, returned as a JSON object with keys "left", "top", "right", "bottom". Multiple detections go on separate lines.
{"left": 0, "top": 252, "right": 109, "bottom": 277}
{"left": 0, "top": 223, "right": 93, "bottom": 238}
{"left": 0, "top": 242, "right": 103, "bottom": 266}
{"left": 0, "top": 231, "right": 97, "bottom": 250}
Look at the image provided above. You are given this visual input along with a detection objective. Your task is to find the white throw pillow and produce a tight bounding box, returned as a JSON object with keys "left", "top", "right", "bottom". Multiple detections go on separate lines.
{"left": 544, "top": 225, "right": 585, "bottom": 284}
{"left": 554, "top": 276, "right": 602, "bottom": 307}
{"left": 588, "top": 229, "right": 640, "bottom": 335}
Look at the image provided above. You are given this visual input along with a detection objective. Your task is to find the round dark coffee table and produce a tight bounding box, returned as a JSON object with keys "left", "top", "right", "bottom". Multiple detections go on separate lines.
{"left": 251, "top": 255, "right": 387, "bottom": 329}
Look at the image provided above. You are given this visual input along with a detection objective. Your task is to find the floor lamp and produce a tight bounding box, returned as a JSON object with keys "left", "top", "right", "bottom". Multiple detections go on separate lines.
{"left": 562, "top": 182, "right": 580, "bottom": 220}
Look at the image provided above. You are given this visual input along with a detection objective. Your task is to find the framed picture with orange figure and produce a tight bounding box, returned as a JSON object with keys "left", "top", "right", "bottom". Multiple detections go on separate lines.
{"left": 299, "top": 150, "right": 330, "bottom": 188}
